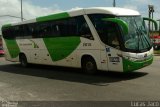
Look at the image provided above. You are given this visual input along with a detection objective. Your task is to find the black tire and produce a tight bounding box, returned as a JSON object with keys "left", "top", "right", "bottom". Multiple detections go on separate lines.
{"left": 19, "top": 54, "right": 28, "bottom": 67}
{"left": 82, "top": 57, "right": 97, "bottom": 74}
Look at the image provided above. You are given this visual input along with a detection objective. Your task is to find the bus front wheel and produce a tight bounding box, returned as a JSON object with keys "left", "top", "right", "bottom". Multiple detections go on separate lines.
{"left": 82, "top": 57, "right": 97, "bottom": 74}
{"left": 19, "top": 54, "right": 28, "bottom": 67}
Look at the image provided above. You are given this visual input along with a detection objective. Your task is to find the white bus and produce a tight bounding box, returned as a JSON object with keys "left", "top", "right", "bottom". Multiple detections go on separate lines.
{"left": 2, "top": 7, "right": 157, "bottom": 74}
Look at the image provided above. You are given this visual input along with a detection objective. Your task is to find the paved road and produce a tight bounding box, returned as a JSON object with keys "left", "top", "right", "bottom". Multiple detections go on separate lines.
{"left": 0, "top": 56, "right": 160, "bottom": 101}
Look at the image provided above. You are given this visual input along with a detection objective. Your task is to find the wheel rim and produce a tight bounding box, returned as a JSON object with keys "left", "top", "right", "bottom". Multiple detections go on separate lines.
{"left": 20, "top": 55, "right": 27, "bottom": 67}
{"left": 86, "top": 61, "right": 94, "bottom": 71}
{"left": 21, "top": 59, "right": 26, "bottom": 66}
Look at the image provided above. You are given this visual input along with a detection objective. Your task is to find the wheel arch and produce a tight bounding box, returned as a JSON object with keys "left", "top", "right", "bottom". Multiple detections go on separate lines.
{"left": 81, "top": 54, "right": 99, "bottom": 69}
{"left": 19, "top": 52, "right": 27, "bottom": 61}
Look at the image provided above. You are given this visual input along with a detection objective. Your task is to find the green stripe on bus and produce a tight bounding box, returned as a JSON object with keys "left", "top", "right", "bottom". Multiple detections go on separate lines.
{"left": 43, "top": 36, "right": 81, "bottom": 61}
{"left": 4, "top": 39, "right": 20, "bottom": 58}
{"left": 36, "top": 12, "right": 70, "bottom": 22}
{"left": 2, "top": 24, "right": 12, "bottom": 28}
{"left": 123, "top": 56, "right": 153, "bottom": 72}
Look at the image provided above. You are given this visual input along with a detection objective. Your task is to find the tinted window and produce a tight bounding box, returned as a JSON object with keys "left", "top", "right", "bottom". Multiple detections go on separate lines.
{"left": 2, "top": 27, "right": 15, "bottom": 39}
{"left": 88, "top": 14, "right": 121, "bottom": 48}
{"left": 2, "top": 16, "right": 93, "bottom": 40}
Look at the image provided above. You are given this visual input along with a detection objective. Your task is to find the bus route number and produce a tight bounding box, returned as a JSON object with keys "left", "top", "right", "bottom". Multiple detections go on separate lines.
{"left": 83, "top": 43, "right": 92, "bottom": 47}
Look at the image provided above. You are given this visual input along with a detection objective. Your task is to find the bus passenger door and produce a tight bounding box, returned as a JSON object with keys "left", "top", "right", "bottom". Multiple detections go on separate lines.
{"left": 104, "top": 23, "right": 123, "bottom": 72}
{"left": 100, "top": 48, "right": 109, "bottom": 71}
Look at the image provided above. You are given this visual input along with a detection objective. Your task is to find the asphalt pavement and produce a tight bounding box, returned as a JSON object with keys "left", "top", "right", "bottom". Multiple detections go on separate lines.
{"left": 0, "top": 56, "right": 160, "bottom": 102}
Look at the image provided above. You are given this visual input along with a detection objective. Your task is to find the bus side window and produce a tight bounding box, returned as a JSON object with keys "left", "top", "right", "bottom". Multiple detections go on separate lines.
{"left": 53, "top": 25, "right": 60, "bottom": 36}
{"left": 106, "top": 23, "right": 120, "bottom": 48}
{"left": 76, "top": 16, "right": 94, "bottom": 40}
{"left": 30, "top": 24, "right": 38, "bottom": 38}
{"left": 2, "top": 27, "right": 11, "bottom": 39}
{"left": 23, "top": 25, "right": 29, "bottom": 37}
{"left": 88, "top": 14, "right": 121, "bottom": 47}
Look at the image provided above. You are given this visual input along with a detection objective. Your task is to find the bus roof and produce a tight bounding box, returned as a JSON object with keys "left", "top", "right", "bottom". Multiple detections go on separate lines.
{"left": 70, "top": 7, "right": 140, "bottom": 16}
{"left": 2, "top": 7, "right": 140, "bottom": 27}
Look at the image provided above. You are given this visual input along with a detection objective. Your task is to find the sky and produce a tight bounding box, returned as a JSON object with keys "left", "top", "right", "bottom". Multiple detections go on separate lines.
{"left": 0, "top": 0, "right": 160, "bottom": 33}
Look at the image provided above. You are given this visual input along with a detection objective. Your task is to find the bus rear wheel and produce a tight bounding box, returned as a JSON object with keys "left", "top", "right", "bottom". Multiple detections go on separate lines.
{"left": 19, "top": 54, "right": 28, "bottom": 67}
{"left": 82, "top": 57, "right": 97, "bottom": 74}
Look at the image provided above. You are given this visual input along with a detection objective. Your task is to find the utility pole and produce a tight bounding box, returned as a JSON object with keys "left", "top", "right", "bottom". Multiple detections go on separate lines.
{"left": 113, "top": 0, "right": 116, "bottom": 7}
{"left": 148, "top": 5, "right": 154, "bottom": 32}
{"left": 21, "top": 0, "right": 23, "bottom": 21}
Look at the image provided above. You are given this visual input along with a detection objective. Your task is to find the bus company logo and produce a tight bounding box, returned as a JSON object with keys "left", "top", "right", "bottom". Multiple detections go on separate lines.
{"left": 29, "top": 40, "right": 39, "bottom": 48}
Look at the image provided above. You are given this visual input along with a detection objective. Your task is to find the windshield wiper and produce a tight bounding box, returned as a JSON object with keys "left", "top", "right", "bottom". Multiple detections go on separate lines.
{"left": 140, "top": 28, "right": 151, "bottom": 48}
{"left": 133, "top": 19, "right": 143, "bottom": 51}
{"left": 133, "top": 19, "right": 151, "bottom": 52}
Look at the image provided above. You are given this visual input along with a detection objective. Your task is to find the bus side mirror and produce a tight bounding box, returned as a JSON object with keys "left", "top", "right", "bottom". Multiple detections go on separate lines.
{"left": 143, "top": 17, "right": 158, "bottom": 31}
{"left": 102, "top": 18, "right": 129, "bottom": 35}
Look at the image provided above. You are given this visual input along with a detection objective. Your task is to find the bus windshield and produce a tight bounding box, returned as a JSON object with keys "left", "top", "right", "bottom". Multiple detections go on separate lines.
{"left": 118, "top": 16, "right": 152, "bottom": 52}
{"left": 88, "top": 14, "right": 152, "bottom": 52}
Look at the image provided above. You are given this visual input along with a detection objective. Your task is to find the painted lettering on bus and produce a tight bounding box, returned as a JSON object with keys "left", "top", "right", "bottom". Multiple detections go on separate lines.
{"left": 19, "top": 43, "right": 32, "bottom": 46}
{"left": 83, "top": 43, "right": 92, "bottom": 47}
{"left": 109, "top": 57, "right": 120, "bottom": 62}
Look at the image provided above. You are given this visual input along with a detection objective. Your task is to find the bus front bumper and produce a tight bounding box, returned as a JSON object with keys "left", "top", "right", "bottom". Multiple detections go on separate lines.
{"left": 122, "top": 56, "right": 153, "bottom": 72}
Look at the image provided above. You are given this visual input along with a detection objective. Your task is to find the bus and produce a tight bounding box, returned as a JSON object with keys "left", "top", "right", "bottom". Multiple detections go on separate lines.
{"left": 1, "top": 7, "right": 158, "bottom": 74}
